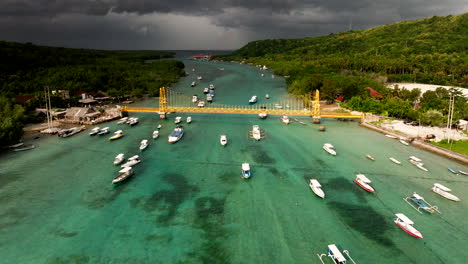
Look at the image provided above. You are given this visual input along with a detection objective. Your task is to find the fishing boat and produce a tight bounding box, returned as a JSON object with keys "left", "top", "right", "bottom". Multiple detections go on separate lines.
{"left": 112, "top": 167, "right": 134, "bottom": 184}
{"left": 394, "top": 213, "right": 423, "bottom": 239}
{"left": 431, "top": 183, "right": 461, "bottom": 201}
{"left": 400, "top": 139, "right": 409, "bottom": 146}
{"left": 404, "top": 192, "right": 439, "bottom": 214}
{"left": 192, "top": 95, "right": 198, "bottom": 103}
{"left": 139, "top": 139, "right": 148, "bottom": 151}
{"left": 191, "top": 81, "right": 196, "bottom": 87}
{"left": 117, "top": 117, "right": 128, "bottom": 124}
{"left": 121, "top": 155, "right": 140, "bottom": 168}
{"left": 354, "top": 174, "right": 375, "bottom": 193}
{"left": 251, "top": 125, "right": 262, "bottom": 141}
{"left": 447, "top": 168, "right": 458, "bottom": 174}
{"left": 109, "top": 130, "right": 124, "bottom": 140}
{"left": 366, "top": 154, "right": 375, "bottom": 161}
{"left": 98, "top": 127, "right": 110, "bottom": 135}
{"left": 281, "top": 115, "right": 290, "bottom": 124}
{"left": 12, "top": 144, "right": 35, "bottom": 151}
{"left": 459, "top": 170, "right": 468, "bottom": 176}
{"left": 197, "top": 76, "right": 203, "bottom": 80}
{"left": 209, "top": 84, "right": 215, "bottom": 90}
{"left": 241, "top": 163, "right": 251, "bottom": 179}
{"left": 203, "top": 88, "right": 209, "bottom": 94}
{"left": 187, "top": 116, "right": 192, "bottom": 123}
{"left": 385, "top": 134, "right": 398, "bottom": 139}
{"left": 207, "top": 95, "right": 213, "bottom": 102}
{"left": 157, "top": 124, "right": 162, "bottom": 129}
{"left": 324, "top": 244, "right": 348, "bottom": 264}
{"left": 265, "top": 94, "right": 270, "bottom": 99}
{"left": 168, "top": 125, "right": 184, "bottom": 143}
{"left": 309, "top": 179, "right": 325, "bottom": 199}
{"left": 389, "top": 157, "right": 401, "bottom": 165}
{"left": 113, "top": 153, "right": 125, "bottom": 165}
{"left": 174, "top": 116, "right": 182, "bottom": 124}
{"left": 249, "top": 95, "right": 258, "bottom": 104}
{"left": 258, "top": 113, "right": 268, "bottom": 119}
{"left": 152, "top": 130, "right": 159, "bottom": 139}
{"left": 220, "top": 135, "right": 228, "bottom": 146}
{"left": 323, "top": 143, "right": 336, "bottom": 156}
{"left": 197, "top": 101, "right": 205, "bottom": 107}
{"left": 89, "top": 127, "right": 100, "bottom": 136}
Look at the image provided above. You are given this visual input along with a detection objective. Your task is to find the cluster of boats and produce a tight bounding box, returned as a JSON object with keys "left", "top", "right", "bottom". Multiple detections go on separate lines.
{"left": 109, "top": 130, "right": 124, "bottom": 140}
{"left": 89, "top": 126, "right": 109, "bottom": 136}
{"left": 116, "top": 117, "right": 139, "bottom": 126}
{"left": 174, "top": 116, "right": 191, "bottom": 124}
{"left": 57, "top": 126, "right": 86, "bottom": 138}
{"left": 112, "top": 154, "right": 141, "bottom": 184}
{"left": 8, "top": 142, "right": 36, "bottom": 151}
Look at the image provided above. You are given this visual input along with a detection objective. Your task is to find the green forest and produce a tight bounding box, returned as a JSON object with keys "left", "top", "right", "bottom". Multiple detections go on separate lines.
{"left": 215, "top": 13, "right": 468, "bottom": 124}
{"left": 0, "top": 41, "right": 185, "bottom": 147}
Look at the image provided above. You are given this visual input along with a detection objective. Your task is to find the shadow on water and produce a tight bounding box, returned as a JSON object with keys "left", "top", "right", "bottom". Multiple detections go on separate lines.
{"left": 0, "top": 172, "right": 22, "bottom": 190}
{"left": 130, "top": 173, "right": 199, "bottom": 226}
{"left": 242, "top": 145, "right": 276, "bottom": 164}
{"left": 0, "top": 208, "right": 27, "bottom": 231}
{"left": 50, "top": 228, "right": 78, "bottom": 238}
{"left": 326, "top": 177, "right": 368, "bottom": 203}
{"left": 82, "top": 179, "right": 133, "bottom": 209}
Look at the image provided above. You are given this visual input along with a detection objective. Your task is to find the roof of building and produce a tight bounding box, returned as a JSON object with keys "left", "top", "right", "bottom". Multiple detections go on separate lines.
{"left": 65, "top": 107, "right": 96, "bottom": 117}
{"left": 365, "top": 87, "right": 383, "bottom": 98}
{"left": 78, "top": 99, "right": 98, "bottom": 104}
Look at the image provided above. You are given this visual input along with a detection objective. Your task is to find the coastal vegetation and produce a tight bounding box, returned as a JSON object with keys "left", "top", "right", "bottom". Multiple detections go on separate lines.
{"left": 0, "top": 41, "right": 185, "bottom": 147}
{"left": 215, "top": 13, "right": 468, "bottom": 124}
{"left": 431, "top": 139, "right": 468, "bottom": 156}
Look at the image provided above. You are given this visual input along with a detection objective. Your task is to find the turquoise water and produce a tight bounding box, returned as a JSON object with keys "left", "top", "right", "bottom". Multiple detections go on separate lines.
{"left": 1, "top": 58, "right": 467, "bottom": 264}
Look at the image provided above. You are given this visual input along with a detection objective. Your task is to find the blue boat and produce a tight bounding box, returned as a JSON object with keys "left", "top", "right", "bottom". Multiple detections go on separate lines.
{"left": 404, "top": 192, "right": 439, "bottom": 214}
{"left": 241, "top": 163, "right": 251, "bottom": 179}
{"left": 168, "top": 125, "right": 184, "bottom": 143}
{"left": 448, "top": 168, "right": 458, "bottom": 174}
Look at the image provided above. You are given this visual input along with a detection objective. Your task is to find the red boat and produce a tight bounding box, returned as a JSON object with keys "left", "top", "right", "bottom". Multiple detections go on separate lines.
{"left": 354, "top": 174, "right": 375, "bottom": 193}
{"left": 394, "top": 213, "right": 423, "bottom": 239}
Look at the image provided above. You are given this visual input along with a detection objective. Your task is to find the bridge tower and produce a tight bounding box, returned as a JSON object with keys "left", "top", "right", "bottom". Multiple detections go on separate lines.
{"left": 312, "top": 89, "right": 321, "bottom": 123}
{"left": 158, "top": 86, "right": 168, "bottom": 119}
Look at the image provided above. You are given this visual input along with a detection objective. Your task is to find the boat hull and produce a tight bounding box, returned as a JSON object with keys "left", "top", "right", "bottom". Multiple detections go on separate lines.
{"left": 394, "top": 221, "right": 423, "bottom": 239}
{"left": 354, "top": 179, "right": 375, "bottom": 193}
{"left": 112, "top": 172, "right": 133, "bottom": 184}
{"left": 310, "top": 186, "right": 325, "bottom": 198}
{"left": 432, "top": 187, "right": 460, "bottom": 201}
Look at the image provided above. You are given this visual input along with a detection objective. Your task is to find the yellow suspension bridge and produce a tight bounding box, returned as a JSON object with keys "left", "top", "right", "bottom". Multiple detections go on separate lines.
{"left": 121, "top": 87, "right": 363, "bottom": 122}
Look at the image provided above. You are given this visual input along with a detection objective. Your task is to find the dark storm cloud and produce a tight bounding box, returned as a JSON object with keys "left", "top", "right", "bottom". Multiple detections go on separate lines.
{"left": 0, "top": 0, "right": 466, "bottom": 49}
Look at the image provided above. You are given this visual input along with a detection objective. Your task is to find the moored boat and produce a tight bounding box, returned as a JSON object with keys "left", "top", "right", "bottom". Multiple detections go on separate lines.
{"left": 389, "top": 157, "right": 401, "bottom": 165}
{"left": 187, "top": 116, "right": 192, "bottom": 123}
{"left": 220, "top": 134, "right": 227, "bottom": 146}
{"left": 281, "top": 115, "right": 290, "bottom": 124}
{"left": 192, "top": 95, "right": 198, "bottom": 103}
{"left": 323, "top": 143, "right": 336, "bottom": 156}
{"left": 109, "top": 130, "right": 124, "bottom": 140}
{"left": 191, "top": 81, "right": 196, "bottom": 87}
{"left": 447, "top": 168, "right": 458, "bottom": 174}
{"left": 309, "top": 179, "right": 325, "bottom": 199}
{"left": 354, "top": 174, "right": 375, "bottom": 193}
{"left": 168, "top": 125, "right": 184, "bottom": 143}
{"left": 385, "top": 134, "right": 398, "bottom": 139}
{"left": 128, "top": 117, "right": 139, "bottom": 126}
{"left": 207, "top": 95, "right": 213, "bottom": 102}
{"left": 404, "top": 192, "right": 439, "bottom": 214}
{"left": 252, "top": 125, "right": 262, "bottom": 141}
{"left": 98, "top": 127, "right": 110, "bottom": 135}
{"left": 258, "top": 112, "right": 268, "bottom": 119}
{"left": 117, "top": 117, "right": 128, "bottom": 124}
{"left": 325, "top": 244, "right": 348, "bottom": 264}
{"left": 265, "top": 94, "right": 270, "bottom": 99}
{"left": 197, "top": 76, "right": 202, "bottom": 80}
{"left": 459, "top": 170, "right": 468, "bottom": 176}
{"left": 198, "top": 101, "right": 205, "bottom": 107}
{"left": 249, "top": 95, "right": 257, "bottom": 104}
{"left": 152, "top": 130, "right": 159, "bottom": 139}
{"left": 241, "top": 163, "right": 251, "bottom": 179}
{"left": 89, "top": 127, "right": 100, "bottom": 136}
{"left": 209, "top": 84, "right": 215, "bottom": 90}
{"left": 366, "top": 154, "right": 375, "bottom": 161}
{"left": 274, "top": 104, "right": 283, "bottom": 109}
{"left": 175, "top": 116, "right": 182, "bottom": 124}
{"left": 139, "top": 139, "right": 148, "bottom": 151}
{"left": 431, "top": 183, "right": 460, "bottom": 201}
{"left": 58, "top": 126, "right": 86, "bottom": 138}
{"left": 12, "top": 144, "right": 35, "bottom": 151}
{"left": 203, "top": 88, "right": 209, "bottom": 94}
{"left": 394, "top": 213, "right": 423, "bottom": 239}
{"left": 157, "top": 124, "right": 162, "bottom": 129}
{"left": 400, "top": 139, "right": 409, "bottom": 146}
{"left": 113, "top": 153, "right": 125, "bottom": 165}
{"left": 112, "top": 167, "right": 134, "bottom": 184}
{"left": 121, "top": 155, "right": 140, "bottom": 168}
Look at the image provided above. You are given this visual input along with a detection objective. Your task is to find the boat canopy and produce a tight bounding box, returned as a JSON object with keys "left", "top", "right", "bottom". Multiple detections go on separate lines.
{"left": 412, "top": 193, "right": 424, "bottom": 200}
{"left": 310, "top": 179, "right": 321, "bottom": 187}
{"left": 395, "top": 213, "right": 414, "bottom": 225}
{"left": 92, "top": 127, "right": 100, "bottom": 130}
{"left": 434, "top": 183, "right": 452, "bottom": 192}
{"left": 114, "top": 130, "right": 123, "bottom": 134}
{"left": 409, "top": 156, "right": 422, "bottom": 162}
{"left": 324, "top": 143, "right": 334, "bottom": 148}
{"left": 129, "top": 155, "right": 139, "bottom": 160}
{"left": 119, "top": 167, "right": 132, "bottom": 173}
{"left": 141, "top": 139, "right": 148, "bottom": 144}
{"left": 242, "top": 163, "right": 250, "bottom": 171}
{"left": 356, "top": 174, "right": 371, "bottom": 183}
{"left": 327, "top": 244, "right": 346, "bottom": 262}
{"left": 116, "top": 153, "right": 124, "bottom": 158}
{"left": 253, "top": 125, "right": 260, "bottom": 131}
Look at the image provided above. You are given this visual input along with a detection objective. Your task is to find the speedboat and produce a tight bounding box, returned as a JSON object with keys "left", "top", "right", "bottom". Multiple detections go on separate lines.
{"left": 258, "top": 113, "right": 268, "bottom": 119}
{"left": 117, "top": 117, "right": 128, "bottom": 124}
{"left": 89, "top": 127, "right": 100, "bottom": 136}
{"left": 209, "top": 84, "right": 215, "bottom": 90}
{"left": 121, "top": 155, "right": 140, "bottom": 168}
{"left": 168, "top": 125, "right": 184, "bottom": 143}
{"left": 309, "top": 179, "right": 325, "bottom": 198}
{"left": 394, "top": 213, "right": 423, "bottom": 239}
{"left": 220, "top": 135, "right": 227, "bottom": 146}
{"left": 408, "top": 156, "right": 428, "bottom": 171}
{"left": 404, "top": 192, "right": 439, "bottom": 214}
{"left": 197, "top": 76, "right": 202, "bottom": 80}
{"left": 447, "top": 168, "right": 458, "bottom": 174}
{"left": 389, "top": 157, "right": 401, "bottom": 164}
{"left": 281, "top": 115, "right": 290, "bottom": 124}
{"left": 207, "top": 95, "right": 213, "bottom": 102}
{"left": 354, "top": 174, "right": 375, "bottom": 193}
{"left": 98, "top": 127, "right": 110, "bottom": 135}
{"left": 157, "top": 124, "right": 162, "bottom": 129}
{"left": 139, "top": 139, "right": 148, "bottom": 151}
{"left": 113, "top": 153, "right": 125, "bottom": 165}
{"left": 241, "top": 163, "right": 251, "bottom": 179}
{"left": 187, "top": 116, "right": 192, "bottom": 123}
{"left": 400, "top": 139, "right": 409, "bottom": 146}
{"left": 366, "top": 154, "right": 375, "bottom": 161}
{"left": 191, "top": 81, "right": 196, "bottom": 87}
{"left": 192, "top": 95, "right": 198, "bottom": 103}
{"left": 261, "top": 73, "right": 264, "bottom": 77}
{"left": 431, "top": 183, "right": 460, "bottom": 201}
{"left": 265, "top": 94, "right": 270, "bottom": 99}
{"left": 128, "top": 117, "right": 139, "bottom": 126}
{"left": 323, "top": 143, "right": 336, "bottom": 156}
{"left": 198, "top": 101, "right": 205, "bottom": 107}
{"left": 112, "top": 167, "right": 134, "bottom": 184}
{"left": 203, "top": 88, "right": 209, "bottom": 94}
{"left": 109, "top": 130, "right": 124, "bottom": 140}
{"left": 152, "top": 130, "right": 159, "bottom": 139}
{"left": 249, "top": 95, "right": 257, "bottom": 104}
{"left": 175, "top": 116, "right": 182, "bottom": 124}
{"left": 252, "top": 125, "right": 262, "bottom": 141}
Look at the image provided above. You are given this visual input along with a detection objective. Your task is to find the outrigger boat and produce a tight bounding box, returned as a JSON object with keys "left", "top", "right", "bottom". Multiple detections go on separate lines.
{"left": 394, "top": 213, "right": 423, "bottom": 239}
{"left": 431, "top": 183, "right": 460, "bottom": 201}
{"left": 139, "top": 139, "right": 148, "bottom": 151}
{"left": 241, "top": 163, "right": 251, "bottom": 179}
{"left": 317, "top": 244, "right": 356, "bottom": 264}
{"left": 408, "top": 156, "right": 428, "bottom": 171}
{"left": 112, "top": 167, "right": 134, "bottom": 184}
{"left": 251, "top": 125, "right": 263, "bottom": 141}
{"left": 354, "top": 174, "right": 375, "bottom": 193}
{"left": 89, "top": 127, "right": 100, "bottom": 136}
{"left": 109, "top": 130, "right": 124, "bottom": 140}
{"left": 113, "top": 153, "right": 125, "bottom": 165}
{"left": 220, "top": 135, "right": 228, "bottom": 146}
{"left": 323, "top": 143, "right": 336, "bottom": 156}
{"left": 309, "top": 179, "right": 325, "bottom": 199}
{"left": 366, "top": 154, "right": 375, "bottom": 161}
{"left": 404, "top": 192, "right": 440, "bottom": 214}
{"left": 389, "top": 157, "right": 401, "bottom": 165}
{"left": 152, "top": 130, "right": 159, "bottom": 139}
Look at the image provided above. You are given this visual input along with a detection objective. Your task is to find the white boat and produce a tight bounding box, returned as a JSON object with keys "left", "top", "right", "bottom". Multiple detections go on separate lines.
{"left": 112, "top": 167, "right": 134, "bottom": 184}
{"left": 416, "top": 164, "right": 428, "bottom": 171}
{"left": 192, "top": 68, "right": 195, "bottom": 72}
{"left": 366, "top": 154, "right": 375, "bottom": 161}
{"left": 187, "top": 116, "right": 192, "bottom": 123}
{"left": 394, "top": 213, "right": 423, "bottom": 239}
{"left": 409, "top": 156, "right": 423, "bottom": 163}
{"left": 206, "top": 95, "right": 213, "bottom": 102}
{"left": 408, "top": 156, "right": 428, "bottom": 171}
{"left": 281, "top": 115, "right": 290, "bottom": 124}
{"left": 191, "top": 81, "right": 196, "bottom": 87}
{"left": 309, "top": 179, "right": 325, "bottom": 199}
{"left": 249, "top": 95, "right": 258, "bottom": 104}
{"left": 261, "top": 73, "right": 264, "bottom": 77}
{"left": 265, "top": 94, "right": 270, "bottom": 99}
{"left": 117, "top": 117, "right": 128, "bottom": 124}
{"left": 121, "top": 155, "right": 140, "bottom": 168}
{"left": 209, "top": 84, "right": 215, "bottom": 90}
{"left": 192, "top": 95, "right": 198, "bottom": 103}
{"left": 8, "top": 142, "right": 24, "bottom": 148}
{"left": 241, "top": 163, "right": 251, "bottom": 179}
{"left": 389, "top": 157, "right": 401, "bottom": 164}
{"left": 152, "top": 130, "right": 159, "bottom": 139}
{"left": 168, "top": 125, "right": 184, "bottom": 143}
{"left": 128, "top": 117, "right": 139, "bottom": 126}
{"left": 258, "top": 113, "right": 268, "bottom": 119}
{"left": 109, "top": 130, "right": 124, "bottom": 140}
{"left": 459, "top": 170, "right": 468, "bottom": 176}
{"left": 400, "top": 139, "right": 409, "bottom": 146}
{"left": 274, "top": 104, "right": 283, "bottom": 109}
{"left": 113, "top": 153, "right": 125, "bottom": 165}
{"left": 12, "top": 144, "right": 35, "bottom": 151}
{"left": 431, "top": 183, "right": 460, "bottom": 201}
{"left": 139, "top": 139, "right": 148, "bottom": 151}
{"left": 203, "top": 88, "right": 209, "bottom": 94}
{"left": 198, "top": 101, "right": 205, "bottom": 107}
{"left": 220, "top": 135, "right": 228, "bottom": 146}
{"left": 385, "top": 134, "right": 398, "bottom": 139}
{"left": 197, "top": 76, "right": 203, "bottom": 80}
{"left": 89, "top": 127, "right": 100, "bottom": 136}
{"left": 157, "top": 124, "right": 162, "bottom": 129}
{"left": 175, "top": 116, "right": 182, "bottom": 124}
{"left": 323, "top": 143, "right": 336, "bottom": 156}
{"left": 252, "top": 125, "right": 262, "bottom": 141}
{"left": 354, "top": 174, "right": 375, "bottom": 193}
{"left": 326, "top": 244, "right": 348, "bottom": 264}
{"left": 98, "top": 127, "right": 110, "bottom": 135}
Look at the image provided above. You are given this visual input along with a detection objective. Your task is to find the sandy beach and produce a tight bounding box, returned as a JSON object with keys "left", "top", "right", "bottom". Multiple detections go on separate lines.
{"left": 380, "top": 120, "right": 468, "bottom": 142}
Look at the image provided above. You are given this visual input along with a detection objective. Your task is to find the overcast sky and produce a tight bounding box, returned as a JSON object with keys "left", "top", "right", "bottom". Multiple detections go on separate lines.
{"left": 1, "top": 0, "right": 466, "bottom": 50}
